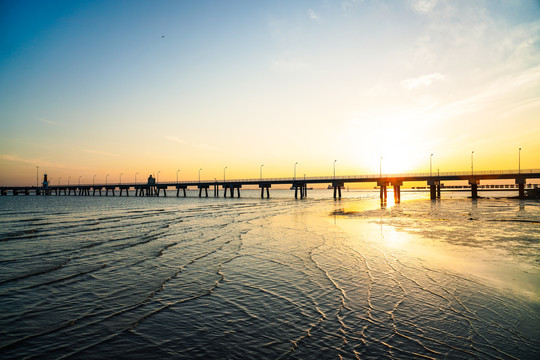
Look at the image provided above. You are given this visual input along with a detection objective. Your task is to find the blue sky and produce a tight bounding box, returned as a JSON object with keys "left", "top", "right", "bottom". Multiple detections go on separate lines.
{"left": 1, "top": 0, "right": 540, "bottom": 184}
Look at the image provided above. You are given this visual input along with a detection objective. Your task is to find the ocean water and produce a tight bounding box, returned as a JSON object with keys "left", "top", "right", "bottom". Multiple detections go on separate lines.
{"left": 1, "top": 190, "right": 539, "bottom": 359}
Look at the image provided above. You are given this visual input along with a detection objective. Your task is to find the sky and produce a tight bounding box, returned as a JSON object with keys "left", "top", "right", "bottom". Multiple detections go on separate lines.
{"left": 1, "top": 0, "right": 539, "bottom": 186}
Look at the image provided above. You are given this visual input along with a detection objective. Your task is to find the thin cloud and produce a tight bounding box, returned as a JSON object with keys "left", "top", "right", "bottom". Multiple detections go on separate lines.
{"left": 342, "top": 0, "right": 363, "bottom": 15}
{"left": 165, "top": 135, "right": 186, "bottom": 144}
{"left": 0, "top": 154, "right": 64, "bottom": 168}
{"left": 410, "top": 0, "right": 438, "bottom": 14}
{"left": 270, "top": 55, "right": 309, "bottom": 72}
{"left": 307, "top": 9, "right": 319, "bottom": 21}
{"left": 401, "top": 73, "right": 445, "bottom": 90}
{"left": 36, "top": 116, "right": 59, "bottom": 125}
{"left": 83, "top": 149, "right": 118, "bottom": 157}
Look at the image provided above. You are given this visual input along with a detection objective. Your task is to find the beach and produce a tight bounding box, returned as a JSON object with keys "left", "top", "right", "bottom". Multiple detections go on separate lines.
{"left": 1, "top": 190, "right": 539, "bottom": 359}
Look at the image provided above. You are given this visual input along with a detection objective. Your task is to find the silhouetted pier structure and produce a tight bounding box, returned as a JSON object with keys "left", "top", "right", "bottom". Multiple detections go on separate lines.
{"left": 2, "top": 169, "right": 539, "bottom": 202}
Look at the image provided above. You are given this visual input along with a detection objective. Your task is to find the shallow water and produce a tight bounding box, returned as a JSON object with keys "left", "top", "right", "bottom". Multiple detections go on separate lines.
{"left": 1, "top": 190, "right": 539, "bottom": 359}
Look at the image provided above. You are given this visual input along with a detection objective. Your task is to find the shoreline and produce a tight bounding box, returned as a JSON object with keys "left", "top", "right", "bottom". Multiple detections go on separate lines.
{"left": 327, "top": 197, "right": 540, "bottom": 304}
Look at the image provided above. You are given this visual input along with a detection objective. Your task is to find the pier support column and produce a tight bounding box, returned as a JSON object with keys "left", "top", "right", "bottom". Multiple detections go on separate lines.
{"left": 260, "top": 184, "right": 271, "bottom": 198}
{"left": 198, "top": 186, "right": 209, "bottom": 198}
{"left": 378, "top": 181, "right": 389, "bottom": 203}
{"left": 176, "top": 186, "right": 187, "bottom": 198}
{"left": 430, "top": 185, "right": 436, "bottom": 200}
{"left": 516, "top": 177, "right": 526, "bottom": 199}
{"left": 469, "top": 179, "right": 479, "bottom": 199}
{"left": 391, "top": 181, "right": 403, "bottom": 203}
{"left": 427, "top": 180, "right": 440, "bottom": 200}
{"left": 293, "top": 183, "right": 306, "bottom": 199}
{"left": 332, "top": 182, "right": 344, "bottom": 200}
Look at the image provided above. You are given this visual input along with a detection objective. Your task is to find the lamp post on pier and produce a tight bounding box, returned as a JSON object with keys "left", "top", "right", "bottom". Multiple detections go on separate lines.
{"left": 58, "top": 177, "right": 62, "bottom": 186}
{"left": 36, "top": 166, "right": 39, "bottom": 187}
{"left": 224, "top": 166, "right": 227, "bottom": 182}
{"left": 78, "top": 176, "right": 82, "bottom": 186}
{"left": 380, "top": 157, "right": 383, "bottom": 178}
{"left": 135, "top": 172, "right": 138, "bottom": 183}
{"left": 106, "top": 174, "right": 109, "bottom": 185}
{"left": 519, "top": 148, "right": 521, "bottom": 174}
{"left": 68, "top": 176, "right": 71, "bottom": 186}
{"left": 260, "top": 164, "right": 264, "bottom": 181}
{"left": 157, "top": 171, "right": 160, "bottom": 183}
{"left": 93, "top": 175, "right": 96, "bottom": 186}
{"left": 199, "top": 168, "right": 203, "bottom": 183}
{"left": 333, "top": 160, "right": 337, "bottom": 180}
{"left": 471, "top": 151, "right": 474, "bottom": 175}
{"left": 120, "top": 173, "right": 123, "bottom": 185}
{"left": 177, "top": 170, "right": 180, "bottom": 183}
{"left": 294, "top": 162, "right": 298, "bottom": 181}
{"left": 430, "top": 154, "right": 433, "bottom": 177}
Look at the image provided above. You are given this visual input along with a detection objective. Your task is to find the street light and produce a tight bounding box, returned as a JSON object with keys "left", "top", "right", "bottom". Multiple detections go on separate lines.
{"left": 58, "top": 177, "right": 62, "bottom": 186}
{"left": 68, "top": 176, "right": 71, "bottom": 186}
{"left": 333, "top": 160, "right": 337, "bottom": 179}
{"left": 294, "top": 162, "right": 298, "bottom": 181}
{"left": 36, "top": 166, "right": 39, "bottom": 187}
{"left": 199, "top": 168, "right": 203, "bottom": 183}
{"left": 93, "top": 175, "right": 96, "bottom": 186}
{"left": 78, "top": 176, "right": 82, "bottom": 186}
{"left": 471, "top": 151, "right": 474, "bottom": 175}
{"left": 224, "top": 166, "right": 227, "bottom": 182}
{"left": 120, "top": 173, "right": 123, "bottom": 185}
{"left": 430, "top": 154, "right": 433, "bottom": 177}
{"left": 157, "top": 171, "right": 160, "bottom": 183}
{"left": 135, "top": 172, "right": 138, "bottom": 183}
{"left": 260, "top": 164, "right": 264, "bottom": 181}
{"left": 380, "top": 157, "right": 383, "bottom": 178}
{"left": 106, "top": 174, "right": 109, "bottom": 185}
{"left": 177, "top": 170, "right": 180, "bottom": 183}
{"left": 519, "top": 148, "right": 521, "bottom": 174}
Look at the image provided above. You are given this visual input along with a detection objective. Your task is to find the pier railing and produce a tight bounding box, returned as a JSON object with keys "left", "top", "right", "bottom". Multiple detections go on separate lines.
{"left": 3, "top": 169, "right": 540, "bottom": 188}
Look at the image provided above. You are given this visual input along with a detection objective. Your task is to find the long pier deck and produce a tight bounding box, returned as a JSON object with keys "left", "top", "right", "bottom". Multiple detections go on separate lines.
{"left": 2, "top": 169, "right": 539, "bottom": 201}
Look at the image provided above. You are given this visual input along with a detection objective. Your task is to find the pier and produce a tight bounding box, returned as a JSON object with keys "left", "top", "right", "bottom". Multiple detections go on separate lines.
{"left": 2, "top": 169, "right": 539, "bottom": 201}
